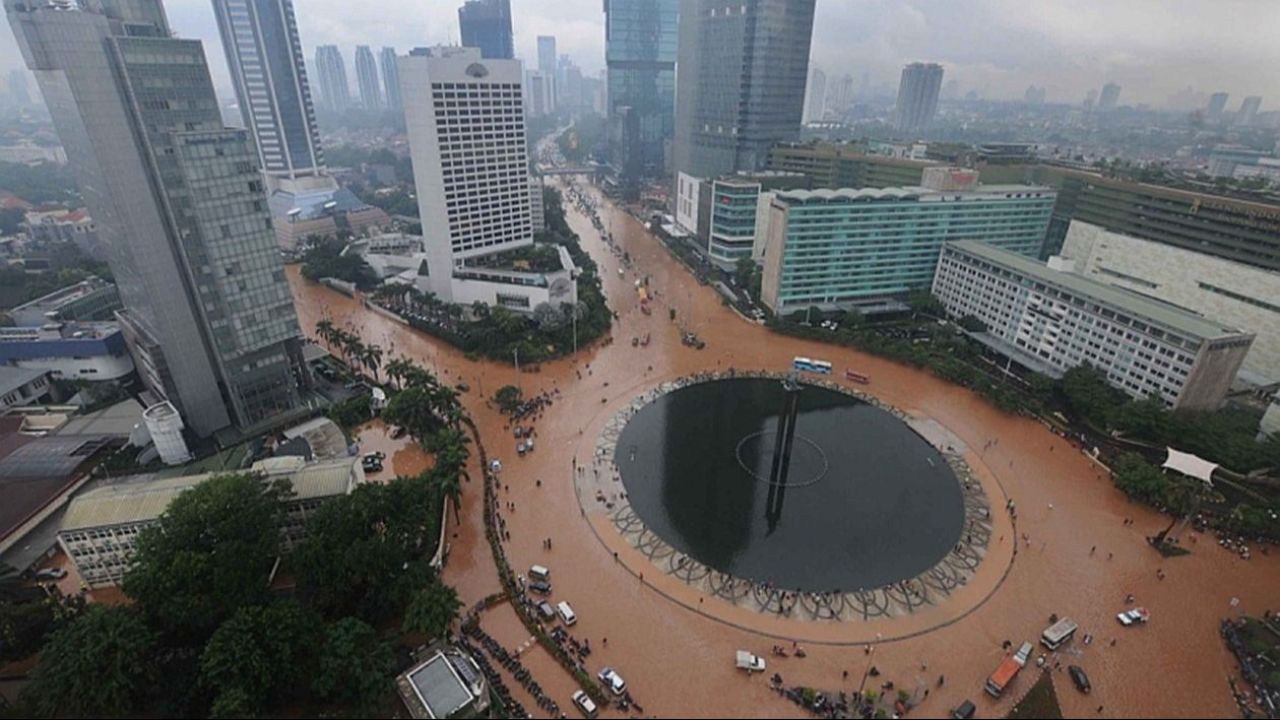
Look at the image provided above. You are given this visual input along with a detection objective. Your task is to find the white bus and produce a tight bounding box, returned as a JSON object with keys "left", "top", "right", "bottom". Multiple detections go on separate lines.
{"left": 1041, "top": 617, "right": 1078, "bottom": 650}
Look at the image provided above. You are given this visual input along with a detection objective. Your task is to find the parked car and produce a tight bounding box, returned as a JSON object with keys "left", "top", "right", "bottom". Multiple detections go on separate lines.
{"left": 1068, "top": 665, "right": 1091, "bottom": 694}
{"left": 1117, "top": 607, "right": 1150, "bottom": 626}
{"left": 556, "top": 601, "right": 576, "bottom": 625}
{"left": 34, "top": 568, "right": 66, "bottom": 582}
{"left": 571, "top": 690, "right": 598, "bottom": 718}
{"left": 735, "top": 650, "right": 766, "bottom": 672}
{"left": 528, "top": 580, "right": 551, "bottom": 595}
{"left": 536, "top": 601, "right": 556, "bottom": 621}
{"left": 597, "top": 667, "right": 626, "bottom": 696}
{"left": 951, "top": 700, "right": 976, "bottom": 719}
{"left": 361, "top": 455, "right": 383, "bottom": 472}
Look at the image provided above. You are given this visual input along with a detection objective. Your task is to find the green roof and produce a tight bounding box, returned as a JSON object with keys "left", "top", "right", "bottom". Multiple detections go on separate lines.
{"left": 945, "top": 240, "right": 1251, "bottom": 342}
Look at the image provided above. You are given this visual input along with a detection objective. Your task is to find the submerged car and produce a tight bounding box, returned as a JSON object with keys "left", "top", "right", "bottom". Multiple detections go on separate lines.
{"left": 597, "top": 667, "right": 626, "bottom": 696}
{"left": 1116, "top": 607, "right": 1151, "bottom": 626}
{"left": 1068, "top": 665, "right": 1092, "bottom": 694}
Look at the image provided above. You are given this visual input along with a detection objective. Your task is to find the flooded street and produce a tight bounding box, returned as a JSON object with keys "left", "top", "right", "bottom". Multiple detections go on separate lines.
{"left": 288, "top": 178, "right": 1280, "bottom": 718}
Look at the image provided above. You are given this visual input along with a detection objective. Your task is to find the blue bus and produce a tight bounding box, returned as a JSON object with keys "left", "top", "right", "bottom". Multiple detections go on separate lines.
{"left": 792, "top": 357, "right": 832, "bottom": 375}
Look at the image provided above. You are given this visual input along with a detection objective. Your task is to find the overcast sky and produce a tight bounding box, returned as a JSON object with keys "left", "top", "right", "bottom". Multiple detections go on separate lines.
{"left": 5, "top": 0, "right": 1280, "bottom": 110}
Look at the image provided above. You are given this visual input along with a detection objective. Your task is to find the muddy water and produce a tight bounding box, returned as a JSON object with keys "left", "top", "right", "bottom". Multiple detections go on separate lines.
{"left": 287, "top": 180, "right": 1280, "bottom": 719}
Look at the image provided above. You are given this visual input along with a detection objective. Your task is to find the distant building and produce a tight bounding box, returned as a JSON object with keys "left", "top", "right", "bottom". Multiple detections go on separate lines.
{"left": 893, "top": 63, "right": 944, "bottom": 133}
{"left": 537, "top": 35, "right": 557, "bottom": 95}
{"left": 22, "top": 207, "right": 101, "bottom": 258}
{"left": 457, "top": 0, "right": 514, "bottom": 60}
{"left": 671, "top": 0, "right": 816, "bottom": 182}
{"left": 759, "top": 178, "right": 1056, "bottom": 313}
{"left": 1098, "top": 82, "right": 1121, "bottom": 111}
{"left": 314, "top": 45, "right": 351, "bottom": 111}
{"left": 380, "top": 47, "right": 402, "bottom": 111}
{"left": 524, "top": 70, "right": 557, "bottom": 117}
{"left": 603, "top": 0, "right": 677, "bottom": 192}
{"left": 674, "top": 170, "right": 810, "bottom": 266}
{"left": 355, "top": 45, "right": 382, "bottom": 111}
{"left": 1238, "top": 96, "right": 1262, "bottom": 126}
{"left": 932, "top": 240, "right": 1253, "bottom": 411}
{"left": 804, "top": 67, "right": 827, "bottom": 124}
{"left": 57, "top": 456, "right": 364, "bottom": 587}
{"left": 1060, "top": 221, "right": 1280, "bottom": 388}
{"left": 1207, "top": 91, "right": 1230, "bottom": 119}
{"left": 767, "top": 141, "right": 936, "bottom": 189}
{"left": 397, "top": 644, "right": 491, "bottom": 719}
{"left": 0, "top": 366, "right": 51, "bottom": 411}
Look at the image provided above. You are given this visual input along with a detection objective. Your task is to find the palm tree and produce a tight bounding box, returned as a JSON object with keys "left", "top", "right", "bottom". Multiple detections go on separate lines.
{"left": 315, "top": 319, "right": 334, "bottom": 349}
{"left": 385, "top": 358, "right": 411, "bottom": 390}
{"left": 362, "top": 344, "right": 384, "bottom": 384}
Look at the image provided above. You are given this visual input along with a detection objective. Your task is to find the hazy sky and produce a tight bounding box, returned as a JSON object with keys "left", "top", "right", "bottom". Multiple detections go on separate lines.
{"left": 5, "top": 0, "right": 1280, "bottom": 110}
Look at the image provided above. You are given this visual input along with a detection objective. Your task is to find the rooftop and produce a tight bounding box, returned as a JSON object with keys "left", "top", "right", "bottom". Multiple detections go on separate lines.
{"left": 945, "top": 240, "right": 1252, "bottom": 342}
{"left": 60, "top": 457, "right": 359, "bottom": 532}
{"left": 398, "top": 648, "right": 485, "bottom": 719}
{"left": 0, "top": 366, "right": 49, "bottom": 395}
{"left": 774, "top": 184, "right": 1055, "bottom": 204}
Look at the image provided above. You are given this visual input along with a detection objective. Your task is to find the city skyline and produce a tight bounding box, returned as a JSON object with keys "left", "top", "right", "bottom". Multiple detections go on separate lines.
{"left": 6, "top": 0, "right": 1278, "bottom": 112}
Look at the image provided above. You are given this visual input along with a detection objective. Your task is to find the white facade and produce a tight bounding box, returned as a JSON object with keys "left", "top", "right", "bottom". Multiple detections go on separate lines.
{"left": 400, "top": 47, "right": 534, "bottom": 301}
{"left": 675, "top": 172, "right": 702, "bottom": 235}
{"left": 932, "top": 241, "right": 1253, "bottom": 411}
{"left": 1060, "top": 221, "right": 1280, "bottom": 387}
{"left": 529, "top": 175, "right": 545, "bottom": 230}
{"left": 142, "top": 401, "right": 192, "bottom": 466}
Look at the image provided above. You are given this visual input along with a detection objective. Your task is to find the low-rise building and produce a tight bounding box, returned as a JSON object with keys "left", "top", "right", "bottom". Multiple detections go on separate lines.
{"left": 932, "top": 240, "right": 1253, "bottom": 410}
{"left": 0, "top": 322, "right": 134, "bottom": 384}
{"left": 396, "top": 644, "right": 491, "bottom": 719}
{"left": 760, "top": 181, "right": 1055, "bottom": 313}
{"left": 8, "top": 277, "right": 121, "bottom": 326}
{"left": 1060, "top": 221, "right": 1280, "bottom": 388}
{"left": 22, "top": 207, "right": 102, "bottom": 258}
{"left": 0, "top": 366, "right": 52, "bottom": 410}
{"left": 57, "top": 456, "right": 363, "bottom": 587}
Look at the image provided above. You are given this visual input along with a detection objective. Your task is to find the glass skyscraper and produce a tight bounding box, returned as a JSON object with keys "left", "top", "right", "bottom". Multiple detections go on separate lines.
{"left": 672, "top": 0, "right": 816, "bottom": 184}
{"left": 603, "top": 0, "right": 677, "bottom": 192}
{"left": 210, "top": 0, "right": 325, "bottom": 180}
{"left": 893, "top": 62, "right": 943, "bottom": 133}
{"left": 6, "top": 0, "right": 305, "bottom": 437}
{"left": 458, "top": 0, "right": 514, "bottom": 60}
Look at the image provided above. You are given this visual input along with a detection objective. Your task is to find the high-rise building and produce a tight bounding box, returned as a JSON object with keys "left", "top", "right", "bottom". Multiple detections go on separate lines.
{"left": 603, "top": 0, "right": 677, "bottom": 190}
{"left": 210, "top": 0, "right": 325, "bottom": 181}
{"left": 803, "top": 67, "right": 826, "bottom": 124}
{"left": 1083, "top": 88, "right": 1097, "bottom": 110}
{"left": 458, "top": 0, "right": 513, "bottom": 60}
{"left": 828, "top": 74, "right": 853, "bottom": 116}
{"left": 1238, "top": 96, "right": 1262, "bottom": 126}
{"left": 1098, "top": 82, "right": 1121, "bottom": 111}
{"left": 354, "top": 45, "right": 382, "bottom": 111}
{"left": 672, "top": 0, "right": 816, "bottom": 184}
{"left": 7, "top": 0, "right": 305, "bottom": 437}
{"left": 537, "top": 35, "right": 557, "bottom": 75}
{"left": 400, "top": 47, "right": 534, "bottom": 300}
{"left": 524, "top": 70, "right": 557, "bottom": 117}
{"left": 313, "top": 45, "right": 350, "bottom": 111}
{"left": 1208, "top": 91, "right": 1229, "bottom": 119}
{"left": 767, "top": 141, "right": 935, "bottom": 188}
{"left": 7, "top": 68, "right": 31, "bottom": 105}
{"left": 1024, "top": 85, "right": 1046, "bottom": 105}
{"left": 380, "top": 46, "right": 402, "bottom": 111}
{"left": 893, "top": 62, "right": 943, "bottom": 133}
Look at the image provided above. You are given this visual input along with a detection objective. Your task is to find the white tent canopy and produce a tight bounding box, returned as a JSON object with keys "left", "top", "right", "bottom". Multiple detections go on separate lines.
{"left": 1161, "top": 448, "right": 1217, "bottom": 484}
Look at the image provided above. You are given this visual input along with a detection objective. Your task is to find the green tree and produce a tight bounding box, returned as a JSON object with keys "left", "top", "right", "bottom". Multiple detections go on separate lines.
{"left": 0, "top": 598, "right": 56, "bottom": 662}
{"left": 493, "top": 384, "right": 522, "bottom": 414}
{"left": 199, "top": 601, "right": 319, "bottom": 714}
{"left": 1060, "top": 363, "right": 1126, "bottom": 430}
{"left": 294, "top": 475, "right": 440, "bottom": 622}
{"left": 382, "top": 384, "right": 445, "bottom": 442}
{"left": 312, "top": 617, "right": 393, "bottom": 713}
{"left": 22, "top": 605, "right": 158, "bottom": 718}
{"left": 402, "top": 582, "right": 462, "bottom": 639}
{"left": 124, "top": 473, "right": 287, "bottom": 641}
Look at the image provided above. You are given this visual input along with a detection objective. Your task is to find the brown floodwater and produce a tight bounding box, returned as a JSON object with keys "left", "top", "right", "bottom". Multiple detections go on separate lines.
{"left": 287, "top": 178, "right": 1280, "bottom": 719}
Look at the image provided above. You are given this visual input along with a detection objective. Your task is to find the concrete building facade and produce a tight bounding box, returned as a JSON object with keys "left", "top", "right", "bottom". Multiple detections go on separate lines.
{"left": 932, "top": 240, "right": 1253, "bottom": 410}
{"left": 1060, "top": 221, "right": 1280, "bottom": 388}
{"left": 893, "top": 62, "right": 943, "bottom": 133}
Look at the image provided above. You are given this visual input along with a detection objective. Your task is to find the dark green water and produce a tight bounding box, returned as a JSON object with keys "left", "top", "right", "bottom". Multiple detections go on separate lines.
{"left": 615, "top": 378, "right": 964, "bottom": 591}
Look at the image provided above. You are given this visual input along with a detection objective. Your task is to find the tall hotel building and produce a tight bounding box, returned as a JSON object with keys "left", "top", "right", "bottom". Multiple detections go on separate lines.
{"left": 932, "top": 241, "right": 1252, "bottom": 411}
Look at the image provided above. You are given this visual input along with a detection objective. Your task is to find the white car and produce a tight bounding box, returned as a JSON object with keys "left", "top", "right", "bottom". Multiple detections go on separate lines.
{"left": 597, "top": 667, "right": 626, "bottom": 696}
{"left": 571, "top": 690, "right": 598, "bottom": 718}
{"left": 1117, "top": 607, "right": 1150, "bottom": 626}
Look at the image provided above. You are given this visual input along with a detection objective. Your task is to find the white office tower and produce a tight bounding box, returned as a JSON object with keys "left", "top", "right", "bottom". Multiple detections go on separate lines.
{"left": 399, "top": 47, "right": 535, "bottom": 301}
{"left": 143, "top": 401, "right": 192, "bottom": 466}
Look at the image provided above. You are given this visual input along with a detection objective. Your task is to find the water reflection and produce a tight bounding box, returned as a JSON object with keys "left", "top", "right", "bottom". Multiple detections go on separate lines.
{"left": 616, "top": 379, "right": 965, "bottom": 591}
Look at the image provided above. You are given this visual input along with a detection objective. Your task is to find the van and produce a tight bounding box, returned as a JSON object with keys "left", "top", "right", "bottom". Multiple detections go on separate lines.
{"left": 557, "top": 601, "right": 577, "bottom": 626}
{"left": 530, "top": 565, "right": 550, "bottom": 582}
{"left": 1041, "top": 617, "right": 1079, "bottom": 650}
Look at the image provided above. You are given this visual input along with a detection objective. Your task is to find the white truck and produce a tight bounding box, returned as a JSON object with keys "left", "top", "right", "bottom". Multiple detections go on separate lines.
{"left": 735, "top": 650, "right": 766, "bottom": 673}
